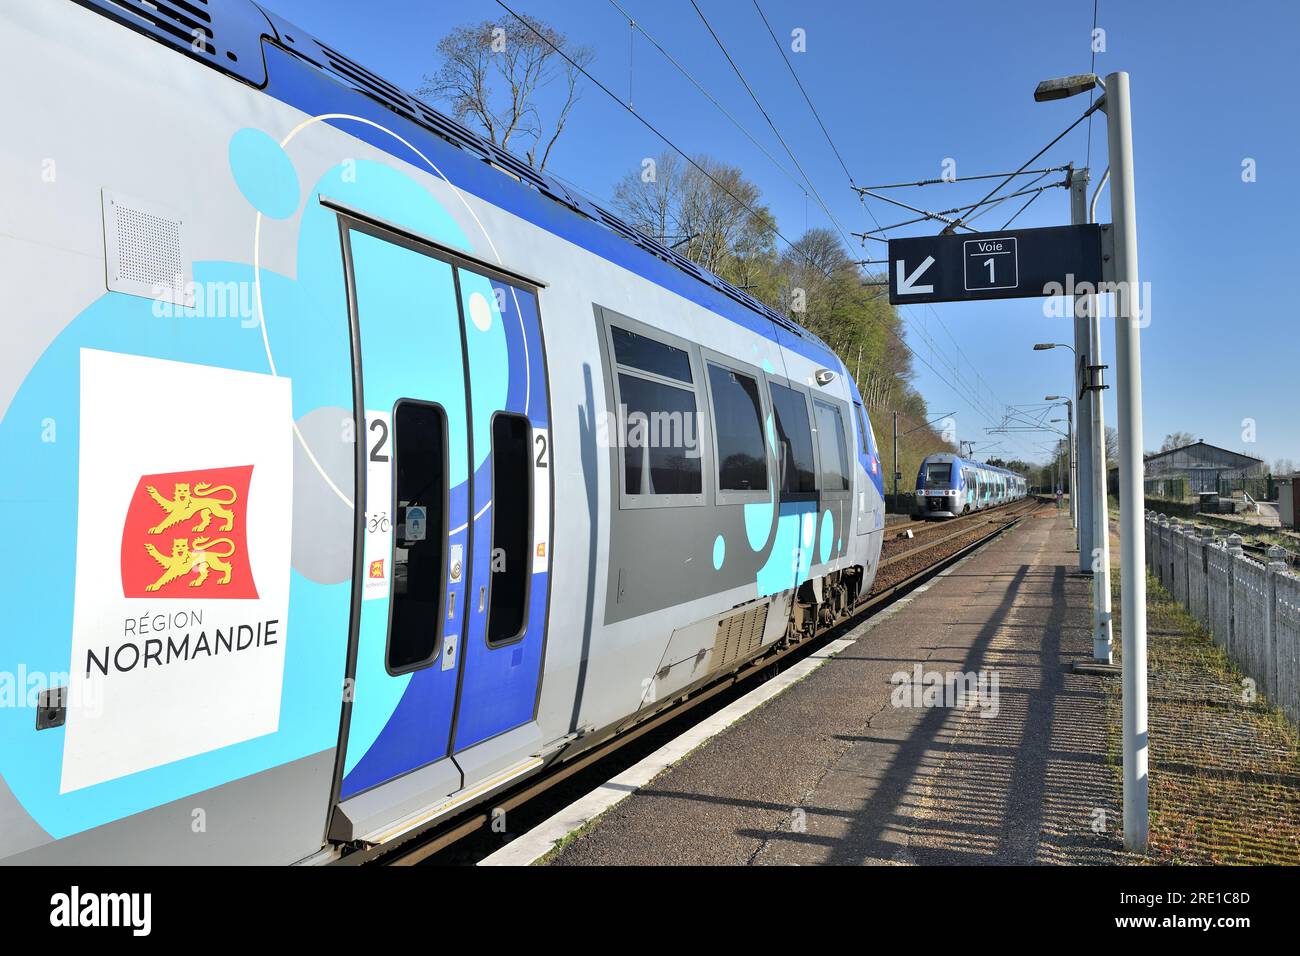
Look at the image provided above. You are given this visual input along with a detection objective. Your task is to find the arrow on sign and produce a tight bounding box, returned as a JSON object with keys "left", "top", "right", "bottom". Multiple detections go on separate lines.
{"left": 895, "top": 256, "right": 935, "bottom": 296}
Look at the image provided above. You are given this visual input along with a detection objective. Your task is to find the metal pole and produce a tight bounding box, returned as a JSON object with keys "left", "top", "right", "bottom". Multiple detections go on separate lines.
{"left": 892, "top": 411, "right": 899, "bottom": 513}
{"left": 1088, "top": 168, "right": 1113, "bottom": 665}
{"left": 1106, "top": 71, "right": 1148, "bottom": 854}
{"left": 1068, "top": 399, "right": 1076, "bottom": 532}
{"left": 1069, "top": 169, "right": 1092, "bottom": 564}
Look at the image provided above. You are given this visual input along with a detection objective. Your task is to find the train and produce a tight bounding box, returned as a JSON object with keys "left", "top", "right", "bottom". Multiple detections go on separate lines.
{"left": 914, "top": 453, "right": 1028, "bottom": 519}
{"left": 0, "top": 0, "right": 889, "bottom": 864}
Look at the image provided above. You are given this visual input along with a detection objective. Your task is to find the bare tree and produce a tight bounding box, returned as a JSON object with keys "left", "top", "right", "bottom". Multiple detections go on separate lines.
{"left": 1159, "top": 431, "right": 1197, "bottom": 452}
{"left": 419, "top": 15, "right": 593, "bottom": 171}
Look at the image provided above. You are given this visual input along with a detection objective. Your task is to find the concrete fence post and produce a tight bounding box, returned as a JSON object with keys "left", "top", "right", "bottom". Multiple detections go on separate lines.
{"left": 1226, "top": 535, "right": 1244, "bottom": 659}
{"left": 1266, "top": 547, "right": 1288, "bottom": 704}
{"left": 1169, "top": 518, "right": 1182, "bottom": 597}
{"left": 1158, "top": 516, "right": 1169, "bottom": 586}
{"left": 1276, "top": 571, "right": 1300, "bottom": 727}
{"left": 1197, "top": 527, "right": 1211, "bottom": 627}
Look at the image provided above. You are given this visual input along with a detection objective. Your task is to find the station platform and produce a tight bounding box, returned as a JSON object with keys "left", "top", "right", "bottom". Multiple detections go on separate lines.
{"left": 534, "top": 510, "right": 1125, "bottom": 866}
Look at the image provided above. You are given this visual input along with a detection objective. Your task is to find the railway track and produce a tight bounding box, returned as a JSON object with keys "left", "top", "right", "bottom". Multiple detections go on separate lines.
{"left": 880, "top": 500, "right": 1033, "bottom": 566}
{"left": 353, "top": 497, "right": 1047, "bottom": 866}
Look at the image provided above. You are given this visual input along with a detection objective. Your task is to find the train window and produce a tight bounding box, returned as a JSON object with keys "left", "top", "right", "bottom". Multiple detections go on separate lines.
{"left": 855, "top": 404, "right": 870, "bottom": 456}
{"left": 387, "top": 400, "right": 447, "bottom": 674}
{"left": 707, "top": 363, "right": 767, "bottom": 493}
{"left": 924, "top": 462, "right": 952, "bottom": 489}
{"left": 813, "top": 400, "right": 850, "bottom": 492}
{"left": 611, "top": 325, "right": 693, "bottom": 383}
{"left": 487, "top": 413, "right": 531, "bottom": 646}
{"left": 770, "top": 383, "right": 816, "bottom": 493}
{"left": 618, "top": 373, "right": 702, "bottom": 496}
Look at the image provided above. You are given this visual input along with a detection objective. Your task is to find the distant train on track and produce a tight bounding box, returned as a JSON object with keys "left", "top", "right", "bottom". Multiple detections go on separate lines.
{"left": 0, "top": 0, "right": 888, "bottom": 863}
{"left": 914, "top": 453, "right": 1028, "bottom": 519}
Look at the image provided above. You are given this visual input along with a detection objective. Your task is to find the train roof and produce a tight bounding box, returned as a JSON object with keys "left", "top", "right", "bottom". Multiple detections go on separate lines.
{"left": 918, "top": 453, "right": 1025, "bottom": 477}
{"left": 77, "top": 0, "right": 842, "bottom": 364}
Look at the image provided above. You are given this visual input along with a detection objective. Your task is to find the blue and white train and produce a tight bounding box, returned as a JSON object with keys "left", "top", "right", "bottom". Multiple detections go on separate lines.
{"left": 0, "top": 0, "right": 889, "bottom": 863}
{"left": 914, "top": 453, "right": 1027, "bottom": 519}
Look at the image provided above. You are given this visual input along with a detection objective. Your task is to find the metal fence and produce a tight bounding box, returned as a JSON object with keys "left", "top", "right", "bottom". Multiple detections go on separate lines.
{"left": 1145, "top": 476, "right": 1188, "bottom": 501}
{"left": 1146, "top": 511, "right": 1300, "bottom": 726}
{"left": 1217, "top": 476, "right": 1277, "bottom": 502}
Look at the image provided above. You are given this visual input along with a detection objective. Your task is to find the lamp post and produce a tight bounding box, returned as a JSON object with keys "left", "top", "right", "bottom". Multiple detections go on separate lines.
{"left": 1046, "top": 396, "right": 1076, "bottom": 533}
{"left": 1036, "top": 70, "right": 1146, "bottom": 853}
{"left": 1035, "top": 343, "right": 1085, "bottom": 549}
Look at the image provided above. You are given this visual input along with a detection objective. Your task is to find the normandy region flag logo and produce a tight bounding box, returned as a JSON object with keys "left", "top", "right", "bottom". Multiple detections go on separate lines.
{"left": 119, "top": 465, "right": 259, "bottom": 599}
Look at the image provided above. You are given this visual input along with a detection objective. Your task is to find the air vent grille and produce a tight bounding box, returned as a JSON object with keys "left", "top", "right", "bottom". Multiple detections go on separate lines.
{"left": 73, "top": 0, "right": 270, "bottom": 85}
{"left": 102, "top": 190, "right": 192, "bottom": 307}
{"left": 711, "top": 604, "right": 769, "bottom": 671}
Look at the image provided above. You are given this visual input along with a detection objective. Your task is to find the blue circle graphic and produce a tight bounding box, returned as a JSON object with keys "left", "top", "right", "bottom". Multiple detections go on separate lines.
{"left": 229, "top": 128, "right": 300, "bottom": 220}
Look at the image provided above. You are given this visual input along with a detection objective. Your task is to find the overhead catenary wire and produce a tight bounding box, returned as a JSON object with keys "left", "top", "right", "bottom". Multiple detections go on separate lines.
{"left": 962, "top": 169, "right": 1055, "bottom": 227}
{"left": 1000, "top": 187, "right": 1047, "bottom": 229}
{"left": 753, "top": 3, "right": 1025, "bottom": 443}
{"left": 751, "top": 0, "right": 860, "bottom": 189}
{"left": 490, "top": 0, "right": 823, "bottom": 274}
{"left": 687, "top": 0, "right": 859, "bottom": 252}
{"left": 854, "top": 177, "right": 1067, "bottom": 238}
{"left": 861, "top": 164, "right": 1072, "bottom": 191}
{"left": 738, "top": 4, "right": 1045, "bottom": 457}
{"left": 497, "top": 0, "right": 1039, "bottom": 462}
{"left": 688, "top": 0, "right": 1026, "bottom": 452}
{"left": 605, "top": 0, "right": 804, "bottom": 190}
{"left": 1085, "top": 0, "right": 1100, "bottom": 171}
{"left": 944, "top": 103, "right": 1100, "bottom": 232}
{"left": 733, "top": 11, "right": 1024, "bottom": 452}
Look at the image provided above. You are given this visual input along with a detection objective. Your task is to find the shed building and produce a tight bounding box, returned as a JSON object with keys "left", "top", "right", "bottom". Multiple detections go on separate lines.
{"left": 1110, "top": 440, "right": 1266, "bottom": 495}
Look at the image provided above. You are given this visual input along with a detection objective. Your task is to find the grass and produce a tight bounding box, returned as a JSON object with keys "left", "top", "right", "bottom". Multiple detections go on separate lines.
{"left": 1106, "top": 570, "right": 1300, "bottom": 865}
{"left": 532, "top": 816, "right": 603, "bottom": 865}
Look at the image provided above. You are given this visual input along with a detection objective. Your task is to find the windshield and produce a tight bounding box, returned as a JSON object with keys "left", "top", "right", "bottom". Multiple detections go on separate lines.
{"left": 923, "top": 463, "right": 952, "bottom": 489}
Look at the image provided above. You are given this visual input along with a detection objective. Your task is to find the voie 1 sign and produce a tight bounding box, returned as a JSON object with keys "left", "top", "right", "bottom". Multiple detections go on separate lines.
{"left": 887, "top": 223, "right": 1104, "bottom": 305}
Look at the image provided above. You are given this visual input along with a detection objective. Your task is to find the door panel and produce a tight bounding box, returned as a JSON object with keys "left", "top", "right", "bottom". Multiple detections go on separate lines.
{"left": 451, "top": 272, "right": 551, "bottom": 752}
{"left": 336, "top": 226, "right": 551, "bottom": 802}
{"left": 339, "top": 228, "right": 469, "bottom": 799}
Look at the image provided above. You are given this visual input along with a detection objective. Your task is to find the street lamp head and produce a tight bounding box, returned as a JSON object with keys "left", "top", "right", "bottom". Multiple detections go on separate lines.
{"left": 1034, "top": 73, "right": 1100, "bottom": 102}
{"left": 1045, "top": 395, "right": 1064, "bottom": 402}
{"left": 1033, "top": 343, "right": 1056, "bottom": 351}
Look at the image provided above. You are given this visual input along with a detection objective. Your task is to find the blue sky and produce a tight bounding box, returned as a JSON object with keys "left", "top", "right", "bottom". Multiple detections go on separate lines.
{"left": 266, "top": 0, "right": 1300, "bottom": 468}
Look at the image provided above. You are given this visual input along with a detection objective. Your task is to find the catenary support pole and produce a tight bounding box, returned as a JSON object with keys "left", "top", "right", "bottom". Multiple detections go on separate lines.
{"left": 1106, "top": 71, "right": 1148, "bottom": 853}
{"left": 1070, "top": 168, "right": 1093, "bottom": 565}
{"left": 1067, "top": 399, "right": 1076, "bottom": 531}
{"left": 1088, "top": 168, "right": 1114, "bottom": 664}
{"left": 892, "top": 411, "right": 899, "bottom": 513}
